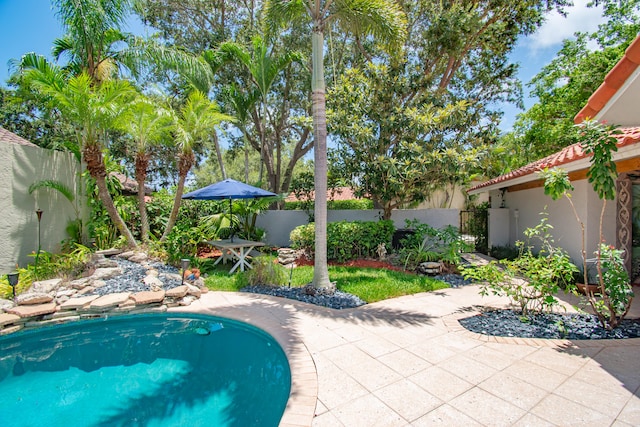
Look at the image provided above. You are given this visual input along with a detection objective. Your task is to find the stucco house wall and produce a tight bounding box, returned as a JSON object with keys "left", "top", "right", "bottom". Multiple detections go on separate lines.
{"left": 491, "top": 179, "right": 616, "bottom": 267}
{"left": 1, "top": 133, "right": 81, "bottom": 274}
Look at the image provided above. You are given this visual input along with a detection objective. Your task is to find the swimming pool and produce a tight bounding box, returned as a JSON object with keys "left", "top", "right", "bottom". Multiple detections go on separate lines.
{"left": 0, "top": 313, "right": 291, "bottom": 427}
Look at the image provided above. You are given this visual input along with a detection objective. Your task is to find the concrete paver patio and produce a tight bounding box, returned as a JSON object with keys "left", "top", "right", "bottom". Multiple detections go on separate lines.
{"left": 175, "top": 285, "right": 640, "bottom": 426}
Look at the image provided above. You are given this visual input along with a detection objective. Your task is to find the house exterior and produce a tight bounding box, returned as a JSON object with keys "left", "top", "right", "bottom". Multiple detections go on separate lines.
{"left": 0, "top": 127, "right": 82, "bottom": 273}
{"left": 468, "top": 35, "right": 640, "bottom": 279}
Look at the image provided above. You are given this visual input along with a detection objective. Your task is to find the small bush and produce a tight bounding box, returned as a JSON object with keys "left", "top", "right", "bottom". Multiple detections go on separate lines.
{"left": 290, "top": 220, "right": 394, "bottom": 262}
{"left": 245, "top": 256, "right": 287, "bottom": 287}
{"left": 398, "top": 221, "right": 471, "bottom": 270}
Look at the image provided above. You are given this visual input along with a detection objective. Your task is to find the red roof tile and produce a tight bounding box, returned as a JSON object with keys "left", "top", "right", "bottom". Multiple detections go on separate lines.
{"left": 286, "top": 187, "right": 363, "bottom": 202}
{"left": 469, "top": 127, "right": 640, "bottom": 192}
{"left": 575, "top": 35, "right": 640, "bottom": 123}
{"left": 0, "top": 127, "right": 38, "bottom": 147}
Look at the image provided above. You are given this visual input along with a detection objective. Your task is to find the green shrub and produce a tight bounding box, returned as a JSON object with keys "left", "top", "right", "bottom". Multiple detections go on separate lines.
{"left": 285, "top": 199, "right": 374, "bottom": 210}
{"left": 290, "top": 220, "right": 394, "bottom": 262}
{"left": 461, "top": 213, "right": 578, "bottom": 316}
{"left": 245, "top": 256, "right": 287, "bottom": 286}
{"left": 398, "top": 221, "right": 471, "bottom": 270}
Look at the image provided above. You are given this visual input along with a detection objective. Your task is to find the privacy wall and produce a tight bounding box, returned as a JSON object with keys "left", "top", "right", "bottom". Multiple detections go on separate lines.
{"left": 0, "top": 141, "right": 81, "bottom": 273}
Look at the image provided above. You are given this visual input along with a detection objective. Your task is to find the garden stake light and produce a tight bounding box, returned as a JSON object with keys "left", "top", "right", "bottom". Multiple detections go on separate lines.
{"left": 7, "top": 271, "right": 19, "bottom": 299}
{"left": 181, "top": 259, "right": 190, "bottom": 285}
{"left": 35, "top": 208, "right": 43, "bottom": 275}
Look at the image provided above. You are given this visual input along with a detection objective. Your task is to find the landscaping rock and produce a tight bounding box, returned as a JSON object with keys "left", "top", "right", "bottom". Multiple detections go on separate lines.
{"left": 59, "top": 295, "right": 100, "bottom": 310}
{"left": 30, "top": 278, "right": 63, "bottom": 294}
{"left": 128, "top": 252, "right": 149, "bottom": 263}
{"left": 0, "top": 298, "right": 15, "bottom": 311}
{"left": 16, "top": 292, "right": 54, "bottom": 305}
{"left": 96, "top": 248, "right": 122, "bottom": 257}
{"left": 179, "top": 295, "right": 197, "bottom": 306}
{"left": 186, "top": 284, "right": 201, "bottom": 298}
{"left": 118, "top": 250, "right": 135, "bottom": 259}
{"left": 417, "top": 262, "right": 441, "bottom": 275}
{"left": 88, "top": 293, "right": 131, "bottom": 311}
{"left": 160, "top": 272, "right": 182, "bottom": 282}
{"left": 70, "top": 278, "right": 91, "bottom": 289}
{"left": 166, "top": 285, "right": 188, "bottom": 298}
{"left": 0, "top": 313, "right": 20, "bottom": 326}
{"left": 278, "top": 248, "right": 298, "bottom": 265}
{"left": 91, "top": 267, "right": 123, "bottom": 280}
{"left": 143, "top": 276, "right": 164, "bottom": 291}
{"left": 95, "top": 258, "right": 119, "bottom": 269}
{"left": 7, "top": 302, "right": 57, "bottom": 318}
{"left": 131, "top": 290, "right": 165, "bottom": 305}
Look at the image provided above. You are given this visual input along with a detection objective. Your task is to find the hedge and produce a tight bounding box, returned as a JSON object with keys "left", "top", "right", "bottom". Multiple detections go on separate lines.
{"left": 290, "top": 220, "right": 394, "bottom": 262}
{"left": 285, "top": 199, "right": 374, "bottom": 210}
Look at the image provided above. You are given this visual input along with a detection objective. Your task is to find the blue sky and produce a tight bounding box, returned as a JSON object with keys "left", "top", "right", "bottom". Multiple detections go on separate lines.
{"left": 0, "top": 0, "right": 605, "bottom": 132}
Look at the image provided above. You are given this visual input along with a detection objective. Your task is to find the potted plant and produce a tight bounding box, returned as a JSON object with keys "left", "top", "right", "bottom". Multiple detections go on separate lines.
{"left": 539, "top": 120, "right": 634, "bottom": 330}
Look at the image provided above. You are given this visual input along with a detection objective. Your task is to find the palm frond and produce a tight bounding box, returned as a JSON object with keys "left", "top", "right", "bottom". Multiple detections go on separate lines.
{"left": 28, "top": 180, "right": 75, "bottom": 203}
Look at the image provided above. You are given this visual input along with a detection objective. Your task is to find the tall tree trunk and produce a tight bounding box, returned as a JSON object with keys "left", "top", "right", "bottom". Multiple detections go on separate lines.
{"left": 212, "top": 131, "right": 227, "bottom": 179}
{"left": 135, "top": 153, "right": 150, "bottom": 243}
{"left": 84, "top": 144, "right": 138, "bottom": 248}
{"left": 160, "top": 152, "right": 193, "bottom": 242}
{"left": 311, "top": 29, "right": 332, "bottom": 290}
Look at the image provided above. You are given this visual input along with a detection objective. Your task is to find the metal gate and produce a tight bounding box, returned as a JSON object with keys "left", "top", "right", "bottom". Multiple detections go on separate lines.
{"left": 460, "top": 209, "right": 488, "bottom": 254}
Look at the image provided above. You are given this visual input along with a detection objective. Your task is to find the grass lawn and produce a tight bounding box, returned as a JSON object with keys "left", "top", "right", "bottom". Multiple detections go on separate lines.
{"left": 201, "top": 259, "right": 449, "bottom": 303}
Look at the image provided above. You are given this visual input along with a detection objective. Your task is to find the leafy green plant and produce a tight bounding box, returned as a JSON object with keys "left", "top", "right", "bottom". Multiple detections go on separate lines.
{"left": 398, "top": 221, "right": 471, "bottom": 270}
{"left": 539, "top": 119, "right": 633, "bottom": 330}
{"left": 462, "top": 212, "right": 578, "bottom": 316}
{"left": 245, "top": 256, "right": 287, "bottom": 287}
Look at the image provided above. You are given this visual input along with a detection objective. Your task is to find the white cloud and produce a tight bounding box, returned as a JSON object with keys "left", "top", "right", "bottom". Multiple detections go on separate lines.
{"left": 528, "top": 0, "right": 606, "bottom": 50}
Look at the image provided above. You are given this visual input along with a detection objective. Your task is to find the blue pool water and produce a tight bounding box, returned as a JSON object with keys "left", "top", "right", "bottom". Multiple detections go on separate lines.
{"left": 0, "top": 313, "right": 291, "bottom": 427}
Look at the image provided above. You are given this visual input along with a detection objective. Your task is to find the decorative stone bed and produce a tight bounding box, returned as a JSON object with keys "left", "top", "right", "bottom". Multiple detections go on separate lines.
{"left": 0, "top": 249, "right": 207, "bottom": 335}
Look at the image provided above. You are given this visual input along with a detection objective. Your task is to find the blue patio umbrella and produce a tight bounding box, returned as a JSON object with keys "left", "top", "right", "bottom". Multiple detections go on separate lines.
{"left": 182, "top": 179, "right": 277, "bottom": 239}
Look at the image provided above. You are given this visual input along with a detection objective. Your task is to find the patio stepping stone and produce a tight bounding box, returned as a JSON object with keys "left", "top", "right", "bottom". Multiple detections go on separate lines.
{"left": 7, "top": 302, "right": 57, "bottom": 318}
{"left": 96, "top": 248, "right": 122, "bottom": 256}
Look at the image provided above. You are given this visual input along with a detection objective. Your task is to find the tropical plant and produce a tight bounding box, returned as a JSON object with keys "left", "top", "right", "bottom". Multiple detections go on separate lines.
{"left": 160, "top": 91, "right": 233, "bottom": 241}
{"left": 28, "top": 179, "right": 83, "bottom": 244}
{"left": 540, "top": 120, "right": 634, "bottom": 329}
{"left": 118, "top": 95, "right": 173, "bottom": 243}
{"left": 21, "top": 64, "right": 138, "bottom": 247}
{"left": 462, "top": 212, "right": 578, "bottom": 316}
{"left": 264, "top": 0, "right": 407, "bottom": 290}
{"left": 398, "top": 221, "right": 471, "bottom": 271}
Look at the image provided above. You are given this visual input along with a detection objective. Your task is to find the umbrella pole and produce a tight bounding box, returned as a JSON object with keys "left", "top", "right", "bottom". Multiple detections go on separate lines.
{"left": 229, "top": 198, "right": 234, "bottom": 242}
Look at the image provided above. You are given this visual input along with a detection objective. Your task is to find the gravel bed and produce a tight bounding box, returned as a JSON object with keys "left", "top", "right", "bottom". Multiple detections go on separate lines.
{"left": 433, "top": 274, "right": 473, "bottom": 288}
{"left": 92, "top": 259, "right": 183, "bottom": 296}
{"left": 240, "top": 285, "right": 366, "bottom": 309}
{"left": 459, "top": 309, "right": 640, "bottom": 340}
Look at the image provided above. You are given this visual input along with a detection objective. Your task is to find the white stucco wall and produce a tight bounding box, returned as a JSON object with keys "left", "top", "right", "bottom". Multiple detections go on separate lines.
{"left": 1, "top": 144, "right": 81, "bottom": 273}
{"left": 256, "top": 208, "right": 460, "bottom": 247}
{"left": 496, "top": 179, "right": 617, "bottom": 268}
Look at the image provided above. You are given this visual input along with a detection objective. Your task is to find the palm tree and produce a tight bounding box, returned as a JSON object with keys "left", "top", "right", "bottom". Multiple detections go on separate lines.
{"left": 215, "top": 36, "right": 303, "bottom": 189}
{"left": 23, "top": 65, "right": 138, "bottom": 247}
{"left": 160, "top": 91, "right": 233, "bottom": 241}
{"left": 49, "top": 0, "right": 211, "bottom": 86}
{"left": 119, "top": 95, "right": 173, "bottom": 243}
{"left": 264, "top": 0, "right": 406, "bottom": 289}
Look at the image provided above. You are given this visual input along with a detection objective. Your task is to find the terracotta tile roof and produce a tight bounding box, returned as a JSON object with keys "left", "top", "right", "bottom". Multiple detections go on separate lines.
{"left": 574, "top": 35, "right": 640, "bottom": 123}
{"left": 0, "top": 127, "right": 38, "bottom": 147}
{"left": 469, "top": 127, "right": 640, "bottom": 192}
{"left": 286, "top": 187, "right": 362, "bottom": 202}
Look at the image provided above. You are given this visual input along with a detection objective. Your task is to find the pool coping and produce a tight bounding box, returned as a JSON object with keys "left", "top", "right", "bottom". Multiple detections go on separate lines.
{"left": 171, "top": 292, "right": 317, "bottom": 427}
